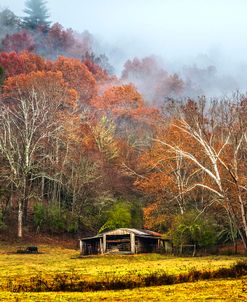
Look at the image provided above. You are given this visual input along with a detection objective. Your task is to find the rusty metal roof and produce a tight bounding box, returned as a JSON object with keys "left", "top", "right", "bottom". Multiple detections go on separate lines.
{"left": 103, "top": 228, "right": 162, "bottom": 237}
{"left": 80, "top": 228, "right": 163, "bottom": 241}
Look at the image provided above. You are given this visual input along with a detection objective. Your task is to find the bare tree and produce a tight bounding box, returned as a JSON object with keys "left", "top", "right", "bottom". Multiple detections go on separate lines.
{"left": 156, "top": 97, "right": 247, "bottom": 250}
{"left": 0, "top": 90, "right": 63, "bottom": 237}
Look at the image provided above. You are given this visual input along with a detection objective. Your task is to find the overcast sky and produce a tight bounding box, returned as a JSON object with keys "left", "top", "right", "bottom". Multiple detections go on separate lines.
{"left": 1, "top": 0, "right": 247, "bottom": 77}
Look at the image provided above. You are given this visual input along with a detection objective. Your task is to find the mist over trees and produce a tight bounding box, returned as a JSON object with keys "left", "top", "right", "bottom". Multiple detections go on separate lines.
{"left": 0, "top": 2, "right": 246, "bottom": 252}
{"left": 22, "top": 0, "right": 50, "bottom": 30}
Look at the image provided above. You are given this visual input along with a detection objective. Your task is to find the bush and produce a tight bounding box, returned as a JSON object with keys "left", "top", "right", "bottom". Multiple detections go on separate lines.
{"left": 0, "top": 65, "right": 4, "bottom": 85}
{"left": 99, "top": 201, "right": 132, "bottom": 233}
{"left": 33, "top": 203, "right": 78, "bottom": 234}
{"left": 33, "top": 203, "right": 46, "bottom": 231}
{"left": 0, "top": 209, "right": 6, "bottom": 230}
{"left": 46, "top": 205, "right": 66, "bottom": 233}
{"left": 170, "top": 211, "right": 218, "bottom": 249}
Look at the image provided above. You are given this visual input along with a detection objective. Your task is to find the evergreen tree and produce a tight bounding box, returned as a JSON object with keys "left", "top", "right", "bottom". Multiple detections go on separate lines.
{"left": 0, "top": 9, "right": 21, "bottom": 29}
{"left": 0, "top": 9, "right": 21, "bottom": 41}
{"left": 22, "top": 0, "right": 50, "bottom": 30}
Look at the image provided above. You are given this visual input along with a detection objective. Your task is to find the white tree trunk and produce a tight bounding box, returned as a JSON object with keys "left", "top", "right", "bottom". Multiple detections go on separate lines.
{"left": 18, "top": 202, "right": 23, "bottom": 238}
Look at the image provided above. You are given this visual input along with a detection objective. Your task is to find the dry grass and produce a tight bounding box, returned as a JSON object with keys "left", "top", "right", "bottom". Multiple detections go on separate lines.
{"left": 0, "top": 242, "right": 246, "bottom": 300}
{"left": 0, "top": 243, "right": 245, "bottom": 278}
{"left": 0, "top": 277, "right": 246, "bottom": 301}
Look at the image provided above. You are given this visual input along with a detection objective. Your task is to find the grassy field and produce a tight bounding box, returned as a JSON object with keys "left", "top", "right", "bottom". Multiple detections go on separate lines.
{"left": 0, "top": 277, "right": 246, "bottom": 301}
{"left": 0, "top": 243, "right": 246, "bottom": 301}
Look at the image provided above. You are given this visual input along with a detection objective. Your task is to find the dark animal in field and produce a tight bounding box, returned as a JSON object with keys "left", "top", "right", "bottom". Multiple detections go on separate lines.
{"left": 16, "top": 246, "right": 39, "bottom": 254}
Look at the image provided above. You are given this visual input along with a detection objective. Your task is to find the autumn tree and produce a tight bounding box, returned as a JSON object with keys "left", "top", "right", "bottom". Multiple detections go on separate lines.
{"left": 0, "top": 52, "right": 26, "bottom": 77}
{"left": 82, "top": 51, "right": 114, "bottom": 77}
{"left": 0, "top": 71, "right": 77, "bottom": 237}
{"left": 135, "top": 128, "right": 199, "bottom": 231}
{"left": 45, "top": 23, "right": 75, "bottom": 55}
{"left": 52, "top": 56, "right": 97, "bottom": 105}
{"left": 0, "top": 51, "right": 48, "bottom": 78}
{"left": 121, "top": 56, "right": 185, "bottom": 105}
{"left": 1, "top": 30, "right": 36, "bottom": 53}
{"left": 151, "top": 97, "right": 247, "bottom": 250}
{"left": 91, "top": 84, "right": 158, "bottom": 170}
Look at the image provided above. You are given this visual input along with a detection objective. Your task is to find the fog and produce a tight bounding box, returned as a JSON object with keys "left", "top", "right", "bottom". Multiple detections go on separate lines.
{"left": 1, "top": 0, "right": 247, "bottom": 97}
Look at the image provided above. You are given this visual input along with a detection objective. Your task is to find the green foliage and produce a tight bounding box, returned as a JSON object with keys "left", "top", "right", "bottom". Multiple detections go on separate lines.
{"left": 46, "top": 205, "right": 66, "bottom": 233}
{"left": 33, "top": 203, "right": 78, "bottom": 233}
{"left": 22, "top": 0, "right": 50, "bottom": 30}
{"left": 33, "top": 203, "right": 45, "bottom": 231}
{"left": 0, "top": 209, "right": 6, "bottom": 230}
{"left": 130, "top": 199, "right": 143, "bottom": 228}
{"left": 0, "top": 65, "right": 5, "bottom": 86}
{"left": 170, "top": 211, "right": 218, "bottom": 248}
{"left": 99, "top": 201, "right": 132, "bottom": 233}
{"left": 66, "top": 213, "right": 79, "bottom": 233}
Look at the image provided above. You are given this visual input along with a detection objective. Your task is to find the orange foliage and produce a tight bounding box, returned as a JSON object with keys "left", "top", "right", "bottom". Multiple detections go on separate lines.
{"left": 19, "top": 51, "right": 49, "bottom": 74}
{"left": 143, "top": 201, "right": 169, "bottom": 230}
{"left": 83, "top": 59, "right": 110, "bottom": 82}
{"left": 3, "top": 71, "right": 78, "bottom": 110}
{"left": 91, "top": 84, "right": 158, "bottom": 121}
{"left": 51, "top": 56, "right": 97, "bottom": 104}
{"left": 0, "top": 51, "right": 48, "bottom": 77}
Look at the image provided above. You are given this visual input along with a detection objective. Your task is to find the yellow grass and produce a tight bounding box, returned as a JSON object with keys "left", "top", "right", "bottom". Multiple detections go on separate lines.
{"left": 0, "top": 244, "right": 245, "bottom": 278}
{"left": 0, "top": 243, "right": 246, "bottom": 300}
{"left": 0, "top": 277, "right": 246, "bottom": 301}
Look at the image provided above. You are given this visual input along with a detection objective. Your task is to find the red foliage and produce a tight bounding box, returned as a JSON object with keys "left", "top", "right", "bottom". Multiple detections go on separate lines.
{"left": 0, "top": 52, "right": 24, "bottom": 77}
{"left": 1, "top": 30, "right": 35, "bottom": 53}
{"left": 0, "top": 51, "right": 48, "bottom": 77}
{"left": 45, "top": 23, "right": 76, "bottom": 53}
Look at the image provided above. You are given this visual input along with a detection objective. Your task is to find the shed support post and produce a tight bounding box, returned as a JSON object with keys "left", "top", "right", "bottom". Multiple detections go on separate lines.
{"left": 130, "top": 233, "right": 135, "bottom": 254}
{"left": 103, "top": 234, "right": 106, "bottom": 253}
{"left": 100, "top": 238, "right": 103, "bottom": 254}
{"left": 158, "top": 239, "right": 160, "bottom": 250}
{"left": 79, "top": 240, "right": 83, "bottom": 255}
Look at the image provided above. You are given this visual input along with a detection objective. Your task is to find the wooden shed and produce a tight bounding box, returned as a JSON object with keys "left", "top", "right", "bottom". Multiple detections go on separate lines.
{"left": 79, "top": 228, "right": 172, "bottom": 255}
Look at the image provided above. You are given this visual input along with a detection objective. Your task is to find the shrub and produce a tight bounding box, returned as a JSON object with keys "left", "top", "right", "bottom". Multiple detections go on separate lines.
{"left": 0, "top": 209, "right": 6, "bottom": 230}
{"left": 170, "top": 211, "right": 218, "bottom": 249}
{"left": 33, "top": 203, "right": 46, "bottom": 231}
{"left": 99, "top": 201, "right": 131, "bottom": 233}
{"left": 34, "top": 203, "right": 78, "bottom": 233}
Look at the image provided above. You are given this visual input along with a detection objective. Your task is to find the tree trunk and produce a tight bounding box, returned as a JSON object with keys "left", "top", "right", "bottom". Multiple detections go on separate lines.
{"left": 238, "top": 194, "right": 247, "bottom": 251}
{"left": 22, "top": 175, "right": 29, "bottom": 225}
{"left": 180, "top": 244, "right": 183, "bottom": 254}
{"left": 41, "top": 176, "right": 45, "bottom": 200}
{"left": 18, "top": 202, "right": 23, "bottom": 238}
{"left": 234, "top": 241, "right": 237, "bottom": 254}
{"left": 192, "top": 244, "right": 197, "bottom": 257}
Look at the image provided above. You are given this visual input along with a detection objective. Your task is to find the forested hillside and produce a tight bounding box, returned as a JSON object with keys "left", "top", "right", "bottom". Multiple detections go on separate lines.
{"left": 0, "top": 0, "right": 246, "bottom": 253}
